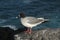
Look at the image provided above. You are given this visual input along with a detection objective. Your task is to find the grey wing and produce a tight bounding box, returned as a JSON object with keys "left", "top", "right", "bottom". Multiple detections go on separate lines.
{"left": 27, "top": 17, "right": 43, "bottom": 24}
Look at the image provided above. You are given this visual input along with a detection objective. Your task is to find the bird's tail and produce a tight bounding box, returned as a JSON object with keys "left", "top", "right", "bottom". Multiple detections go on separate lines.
{"left": 44, "top": 19, "right": 49, "bottom": 21}
{"left": 37, "top": 18, "right": 49, "bottom": 21}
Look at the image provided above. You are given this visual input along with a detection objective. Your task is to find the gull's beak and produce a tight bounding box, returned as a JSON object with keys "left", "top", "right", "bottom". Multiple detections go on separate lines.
{"left": 16, "top": 16, "right": 18, "bottom": 19}
{"left": 16, "top": 15, "right": 20, "bottom": 19}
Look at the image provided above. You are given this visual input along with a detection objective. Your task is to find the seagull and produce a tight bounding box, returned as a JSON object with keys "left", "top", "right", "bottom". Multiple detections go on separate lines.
{"left": 16, "top": 12, "right": 49, "bottom": 34}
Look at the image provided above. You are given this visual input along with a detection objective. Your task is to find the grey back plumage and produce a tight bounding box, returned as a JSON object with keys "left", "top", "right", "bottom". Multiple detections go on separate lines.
{"left": 26, "top": 17, "right": 44, "bottom": 24}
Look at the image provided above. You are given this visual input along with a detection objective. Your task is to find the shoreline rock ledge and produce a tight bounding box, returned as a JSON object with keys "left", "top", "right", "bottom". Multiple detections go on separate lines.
{"left": 14, "top": 28, "right": 60, "bottom": 40}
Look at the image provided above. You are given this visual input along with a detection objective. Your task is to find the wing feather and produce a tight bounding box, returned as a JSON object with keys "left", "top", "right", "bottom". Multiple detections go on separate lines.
{"left": 27, "top": 17, "right": 43, "bottom": 24}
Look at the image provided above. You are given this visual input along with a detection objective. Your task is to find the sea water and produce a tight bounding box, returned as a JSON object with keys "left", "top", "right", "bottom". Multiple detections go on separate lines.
{"left": 0, "top": 0, "right": 60, "bottom": 30}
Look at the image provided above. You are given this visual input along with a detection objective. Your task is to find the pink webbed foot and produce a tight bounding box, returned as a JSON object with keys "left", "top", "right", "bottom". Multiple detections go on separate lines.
{"left": 24, "top": 28, "right": 32, "bottom": 34}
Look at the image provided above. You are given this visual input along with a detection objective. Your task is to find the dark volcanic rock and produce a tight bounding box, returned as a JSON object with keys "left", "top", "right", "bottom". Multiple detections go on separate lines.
{"left": 0, "top": 27, "right": 14, "bottom": 40}
{"left": 14, "top": 28, "right": 60, "bottom": 40}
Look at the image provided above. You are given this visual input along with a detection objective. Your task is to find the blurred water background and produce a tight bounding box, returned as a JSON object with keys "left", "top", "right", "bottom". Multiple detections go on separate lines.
{"left": 0, "top": 0, "right": 60, "bottom": 30}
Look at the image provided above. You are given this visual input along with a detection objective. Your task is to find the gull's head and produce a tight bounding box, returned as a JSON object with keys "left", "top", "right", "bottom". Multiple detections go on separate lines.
{"left": 16, "top": 12, "right": 25, "bottom": 19}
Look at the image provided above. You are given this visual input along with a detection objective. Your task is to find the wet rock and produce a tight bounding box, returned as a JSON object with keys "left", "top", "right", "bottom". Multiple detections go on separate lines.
{"left": 0, "top": 27, "right": 14, "bottom": 40}
{"left": 14, "top": 28, "right": 60, "bottom": 40}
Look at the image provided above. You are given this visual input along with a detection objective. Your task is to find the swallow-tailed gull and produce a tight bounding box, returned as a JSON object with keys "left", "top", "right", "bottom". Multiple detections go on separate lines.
{"left": 16, "top": 12, "right": 49, "bottom": 34}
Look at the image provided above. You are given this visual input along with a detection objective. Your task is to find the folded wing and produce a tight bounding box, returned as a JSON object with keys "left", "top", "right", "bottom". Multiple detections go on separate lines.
{"left": 27, "top": 17, "right": 44, "bottom": 24}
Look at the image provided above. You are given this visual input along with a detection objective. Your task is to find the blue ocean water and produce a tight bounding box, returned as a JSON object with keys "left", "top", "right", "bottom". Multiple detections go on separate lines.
{"left": 0, "top": 0, "right": 60, "bottom": 30}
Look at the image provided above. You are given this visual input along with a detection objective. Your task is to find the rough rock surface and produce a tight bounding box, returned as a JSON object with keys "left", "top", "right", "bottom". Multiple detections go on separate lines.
{"left": 14, "top": 28, "right": 60, "bottom": 40}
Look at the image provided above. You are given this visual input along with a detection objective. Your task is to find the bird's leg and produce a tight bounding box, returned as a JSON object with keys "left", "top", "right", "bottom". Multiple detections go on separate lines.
{"left": 28, "top": 28, "right": 32, "bottom": 34}
{"left": 24, "top": 28, "right": 32, "bottom": 34}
